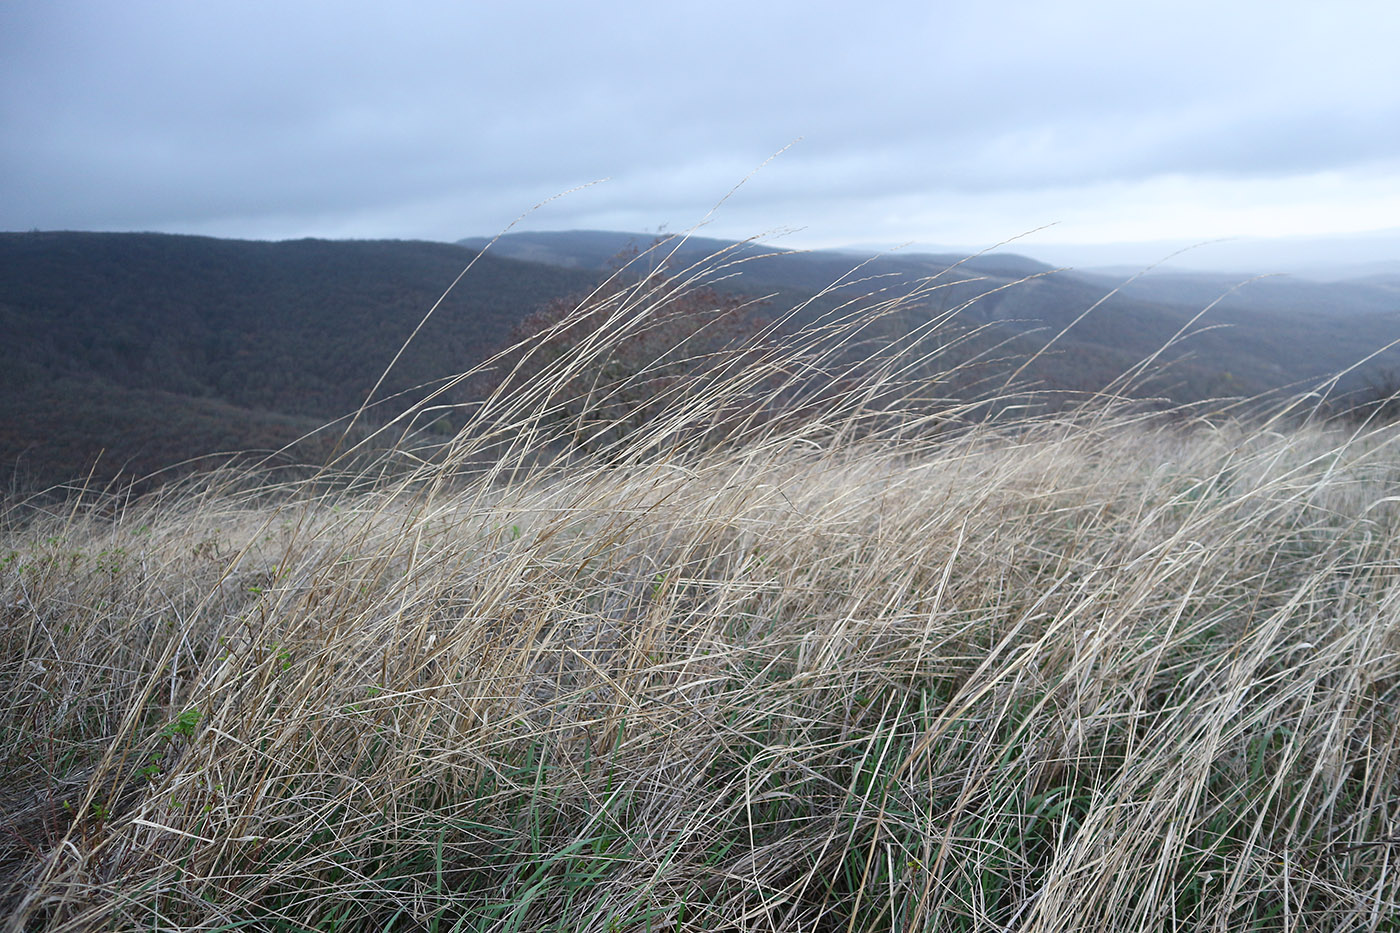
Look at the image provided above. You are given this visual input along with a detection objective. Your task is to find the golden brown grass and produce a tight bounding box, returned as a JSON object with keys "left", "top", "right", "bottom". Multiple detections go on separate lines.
{"left": 4, "top": 241, "right": 1400, "bottom": 931}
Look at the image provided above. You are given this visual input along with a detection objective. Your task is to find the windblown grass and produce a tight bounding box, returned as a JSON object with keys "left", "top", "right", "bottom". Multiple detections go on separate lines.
{"left": 4, "top": 240, "right": 1400, "bottom": 931}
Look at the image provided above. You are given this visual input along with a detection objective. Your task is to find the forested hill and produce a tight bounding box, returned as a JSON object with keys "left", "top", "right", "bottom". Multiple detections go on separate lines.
{"left": 1, "top": 232, "right": 597, "bottom": 489}
{"left": 464, "top": 230, "right": 1400, "bottom": 406}
{"left": 5, "top": 230, "right": 1398, "bottom": 493}
{"left": 2, "top": 232, "right": 597, "bottom": 416}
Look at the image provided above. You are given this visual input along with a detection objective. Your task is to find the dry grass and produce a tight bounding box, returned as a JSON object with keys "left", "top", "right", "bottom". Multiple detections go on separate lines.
{"left": 4, "top": 241, "right": 1400, "bottom": 931}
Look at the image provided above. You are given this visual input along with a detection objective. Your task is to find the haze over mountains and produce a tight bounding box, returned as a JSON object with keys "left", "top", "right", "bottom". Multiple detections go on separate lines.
{"left": 835, "top": 228, "right": 1400, "bottom": 282}
{"left": 459, "top": 230, "right": 1400, "bottom": 316}
{"left": 459, "top": 229, "right": 1400, "bottom": 396}
{"left": 4, "top": 229, "right": 1398, "bottom": 492}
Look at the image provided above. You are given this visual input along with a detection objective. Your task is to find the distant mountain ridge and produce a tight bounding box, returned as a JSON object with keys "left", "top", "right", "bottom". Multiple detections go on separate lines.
{"left": 2, "top": 232, "right": 597, "bottom": 489}
{"left": 4, "top": 229, "right": 1398, "bottom": 491}
{"left": 460, "top": 229, "right": 1400, "bottom": 395}
{"left": 1076, "top": 269, "right": 1400, "bottom": 317}
{"left": 463, "top": 230, "right": 1399, "bottom": 318}
{"left": 457, "top": 230, "right": 1060, "bottom": 280}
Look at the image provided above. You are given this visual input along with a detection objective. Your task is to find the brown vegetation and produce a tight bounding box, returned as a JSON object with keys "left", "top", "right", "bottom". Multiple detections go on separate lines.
{"left": 3, "top": 240, "right": 1399, "bottom": 931}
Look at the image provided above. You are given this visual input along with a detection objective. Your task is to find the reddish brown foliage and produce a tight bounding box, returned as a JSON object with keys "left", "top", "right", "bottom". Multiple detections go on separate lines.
{"left": 478, "top": 261, "right": 772, "bottom": 456}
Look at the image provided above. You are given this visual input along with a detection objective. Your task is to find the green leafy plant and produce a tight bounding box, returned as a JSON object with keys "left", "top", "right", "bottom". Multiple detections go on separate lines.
{"left": 161, "top": 707, "right": 202, "bottom": 740}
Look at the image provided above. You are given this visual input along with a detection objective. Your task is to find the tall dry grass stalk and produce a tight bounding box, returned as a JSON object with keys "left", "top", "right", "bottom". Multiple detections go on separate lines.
{"left": 4, "top": 239, "right": 1400, "bottom": 931}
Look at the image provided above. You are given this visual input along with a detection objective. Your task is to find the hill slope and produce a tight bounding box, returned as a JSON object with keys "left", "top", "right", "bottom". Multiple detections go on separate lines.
{"left": 7, "top": 229, "right": 1399, "bottom": 489}
{"left": 466, "top": 230, "right": 1400, "bottom": 403}
{"left": 2, "top": 232, "right": 598, "bottom": 488}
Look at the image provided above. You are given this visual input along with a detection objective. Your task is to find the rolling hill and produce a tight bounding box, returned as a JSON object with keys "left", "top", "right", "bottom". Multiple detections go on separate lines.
{"left": 464, "top": 230, "right": 1400, "bottom": 403}
{"left": 4, "top": 229, "right": 1398, "bottom": 491}
{"left": 1, "top": 232, "right": 597, "bottom": 490}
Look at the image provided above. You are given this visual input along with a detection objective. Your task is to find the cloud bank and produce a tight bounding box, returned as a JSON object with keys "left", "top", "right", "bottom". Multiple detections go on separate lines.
{"left": 3, "top": 0, "right": 1398, "bottom": 267}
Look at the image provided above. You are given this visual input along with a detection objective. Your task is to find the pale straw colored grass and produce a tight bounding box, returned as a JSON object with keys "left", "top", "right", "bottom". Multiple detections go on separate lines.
{"left": 4, "top": 241, "right": 1400, "bottom": 931}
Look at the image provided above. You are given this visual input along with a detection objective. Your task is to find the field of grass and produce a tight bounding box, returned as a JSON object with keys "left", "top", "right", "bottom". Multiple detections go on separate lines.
{"left": 4, "top": 247, "right": 1400, "bottom": 931}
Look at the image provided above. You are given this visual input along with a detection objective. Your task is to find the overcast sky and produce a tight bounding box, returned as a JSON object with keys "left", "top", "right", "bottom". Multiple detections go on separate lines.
{"left": 3, "top": 0, "right": 1399, "bottom": 270}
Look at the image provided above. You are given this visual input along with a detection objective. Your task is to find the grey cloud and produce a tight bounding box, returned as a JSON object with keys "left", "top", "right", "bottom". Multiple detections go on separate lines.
{"left": 3, "top": 0, "right": 1398, "bottom": 247}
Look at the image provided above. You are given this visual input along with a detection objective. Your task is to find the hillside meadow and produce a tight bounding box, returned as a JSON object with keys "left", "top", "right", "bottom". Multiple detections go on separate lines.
{"left": 3, "top": 245, "right": 1400, "bottom": 931}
